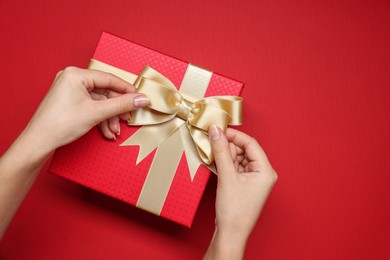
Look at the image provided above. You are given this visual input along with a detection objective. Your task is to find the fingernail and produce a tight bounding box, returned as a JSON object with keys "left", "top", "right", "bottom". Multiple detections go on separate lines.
{"left": 117, "top": 125, "right": 120, "bottom": 136}
{"left": 134, "top": 95, "right": 150, "bottom": 108}
{"left": 210, "top": 124, "right": 221, "bottom": 141}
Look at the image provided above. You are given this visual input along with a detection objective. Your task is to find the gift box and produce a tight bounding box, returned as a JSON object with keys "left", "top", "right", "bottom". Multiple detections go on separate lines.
{"left": 49, "top": 32, "right": 244, "bottom": 227}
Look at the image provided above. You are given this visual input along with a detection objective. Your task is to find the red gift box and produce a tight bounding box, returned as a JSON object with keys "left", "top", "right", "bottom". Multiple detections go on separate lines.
{"left": 49, "top": 32, "right": 244, "bottom": 227}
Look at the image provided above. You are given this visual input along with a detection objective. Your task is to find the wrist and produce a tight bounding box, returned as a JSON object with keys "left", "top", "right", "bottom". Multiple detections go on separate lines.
{"left": 215, "top": 226, "right": 249, "bottom": 251}
{"left": 7, "top": 126, "right": 53, "bottom": 169}
{"left": 0, "top": 124, "right": 52, "bottom": 240}
{"left": 204, "top": 227, "right": 248, "bottom": 260}
{"left": 24, "top": 119, "right": 58, "bottom": 155}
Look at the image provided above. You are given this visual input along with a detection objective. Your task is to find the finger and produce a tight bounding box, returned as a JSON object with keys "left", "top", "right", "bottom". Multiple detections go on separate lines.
{"left": 229, "top": 142, "right": 239, "bottom": 171}
{"left": 90, "top": 91, "right": 107, "bottom": 101}
{"left": 85, "top": 69, "right": 135, "bottom": 93}
{"left": 246, "top": 161, "right": 264, "bottom": 173}
{"left": 119, "top": 112, "right": 131, "bottom": 121}
{"left": 93, "top": 93, "right": 150, "bottom": 122}
{"left": 237, "top": 154, "right": 246, "bottom": 164}
{"left": 235, "top": 145, "right": 245, "bottom": 155}
{"left": 63, "top": 67, "right": 135, "bottom": 93}
{"left": 104, "top": 90, "right": 131, "bottom": 122}
{"left": 225, "top": 128, "right": 270, "bottom": 164}
{"left": 98, "top": 120, "right": 116, "bottom": 140}
{"left": 90, "top": 91, "right": 131, "bottom": 121}
{"left": 93, "top": 88, "right": 125, "bottom": 99}
{"left": 229, "top": 142, "right": 237, "bottom": 161}
{"left": 242, "top": 158, "right": 250, "bottom": 169}
{"left": 108, "top": 116, "right": 120, "bottom": 136}
{"left": 209, "top": 124, "right": 236, "bottom": 177}
{"left": 92, "top": 91, "right": 122, "bottom": 136}
{"left": 238, "top": 164, "right": 245, "bottom": 173}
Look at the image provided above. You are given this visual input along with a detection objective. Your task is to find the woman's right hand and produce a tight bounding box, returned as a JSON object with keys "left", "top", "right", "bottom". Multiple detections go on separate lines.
{"left": 204, "top": 127, "right": 277, "bottom": 259}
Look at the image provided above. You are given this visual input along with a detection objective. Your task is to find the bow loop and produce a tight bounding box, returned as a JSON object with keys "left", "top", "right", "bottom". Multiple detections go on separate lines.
{"left": 138, "top": 78, "right": 183, "bottom": 115}
{"left": 188, "top": 101, "right": 230, "bottom": 131}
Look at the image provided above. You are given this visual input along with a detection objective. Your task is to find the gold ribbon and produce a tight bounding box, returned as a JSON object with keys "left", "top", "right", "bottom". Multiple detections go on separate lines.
{"left": 89, "top": 59, "right": 243, "bottom": 215}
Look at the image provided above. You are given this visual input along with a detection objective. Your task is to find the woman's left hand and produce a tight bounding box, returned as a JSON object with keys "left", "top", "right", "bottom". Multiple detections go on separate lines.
{"left": 25, "top": 66, "right": 150, "bottom": 156}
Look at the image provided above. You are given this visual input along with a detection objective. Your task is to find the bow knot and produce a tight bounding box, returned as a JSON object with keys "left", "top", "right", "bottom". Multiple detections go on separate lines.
{"left": 176, "top": 98, "right": 193, "bottom": 121}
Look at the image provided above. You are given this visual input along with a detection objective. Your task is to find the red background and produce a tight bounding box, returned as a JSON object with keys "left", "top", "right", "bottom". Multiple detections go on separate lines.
{"left": 0, "top": 0, "right": 389, "bottom": 259}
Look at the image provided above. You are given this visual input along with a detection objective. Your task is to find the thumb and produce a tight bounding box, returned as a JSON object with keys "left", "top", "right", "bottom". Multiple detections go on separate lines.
{"left": 94, "top": 93, "right": 150, "bottom": 121}
{"left": 209, "top": 124, "right": 235, "bottom": 177}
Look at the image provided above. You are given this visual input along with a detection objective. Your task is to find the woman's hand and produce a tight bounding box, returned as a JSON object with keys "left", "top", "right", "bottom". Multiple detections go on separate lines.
{"left": 204, "top": 127, "right": 277, "bottom": 259}
{"left": 24, "top": 66, "right": 149, "bottom": 157}
{"left": 0, "top": 67, "right": 149, "bottom": 240}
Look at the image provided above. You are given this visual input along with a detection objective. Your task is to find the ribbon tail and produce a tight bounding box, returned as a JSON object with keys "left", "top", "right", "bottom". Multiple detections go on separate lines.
{"left": 181, "top": 124, "right": 216, "bottom": 176}
{"left": 136, "top": 129, "right": 184, "bottom": 215}
{"left": 179, "top": 125, "right": 203, "bottom": 181}
{"left": 121, "top": 118, "right": 184, "bottom": 164}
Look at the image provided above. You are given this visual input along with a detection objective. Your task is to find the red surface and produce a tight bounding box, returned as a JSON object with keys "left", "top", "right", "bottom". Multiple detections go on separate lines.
{"left": 0, "top": 0, "right": 389, "bottom": 259}
{"left": 49, "top": 32, "right": 243, "bottom": 227}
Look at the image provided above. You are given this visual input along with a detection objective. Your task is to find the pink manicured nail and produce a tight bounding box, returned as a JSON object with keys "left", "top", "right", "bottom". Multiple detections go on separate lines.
{"left": 210, "top": 124, "right": 221, "bottom": 141}
{"left": 133, "top": 95, "right": 150, "bottom": 108}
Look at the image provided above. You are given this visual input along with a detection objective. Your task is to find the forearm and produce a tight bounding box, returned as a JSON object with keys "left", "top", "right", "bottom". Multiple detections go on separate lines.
{"left": 204, "top": 228, "right": 248, "bottom": 260}
{"left": 0, "top": 128, "right": 51, "bottom": 240}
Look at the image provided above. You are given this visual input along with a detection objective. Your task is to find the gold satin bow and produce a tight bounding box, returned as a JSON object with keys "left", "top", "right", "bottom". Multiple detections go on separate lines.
{"left": 89, "top": 59, "right": 243, "bottom": 214}
{"left": 124, "top": 66, "right": 243, "bottom": 166}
